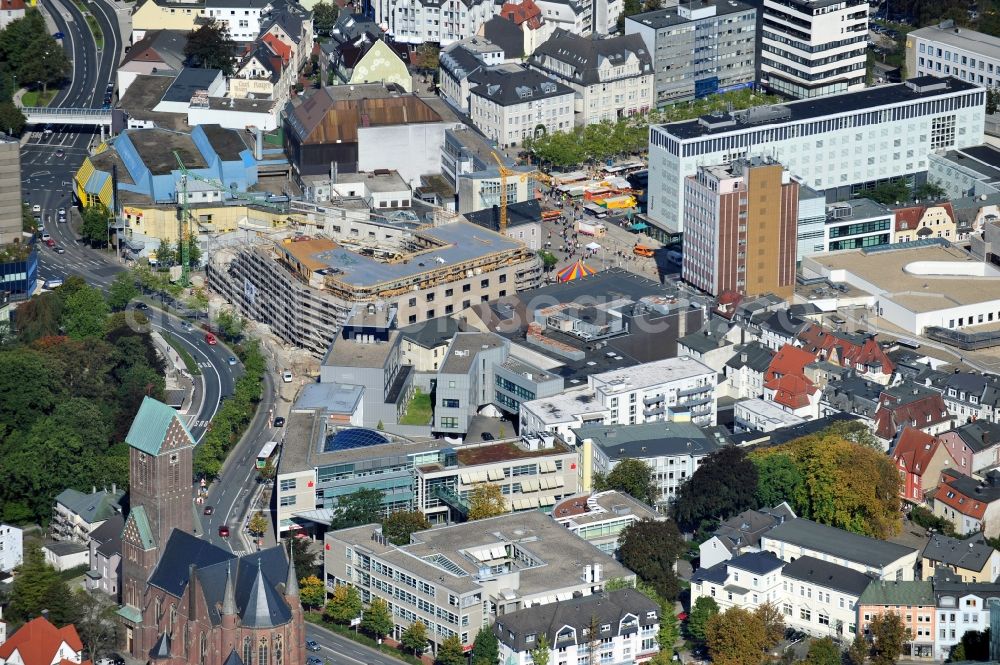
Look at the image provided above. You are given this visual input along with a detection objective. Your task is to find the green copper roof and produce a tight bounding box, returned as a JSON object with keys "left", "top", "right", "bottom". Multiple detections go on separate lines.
{"left": 858, "top": 580, "right": 934, "bottom": 606}
{"left": 117, "top": 605, "right": 143, "bottom": 623}
{"left": 125, "top": 396, "right": 194, "bottom": 455}
{"left": 126, "top": 506, "right": 156, "bottom": 550}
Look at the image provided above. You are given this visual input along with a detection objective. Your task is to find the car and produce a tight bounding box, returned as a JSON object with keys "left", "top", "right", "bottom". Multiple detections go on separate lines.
{"left": 55, "top": 148, "right": 64, "bottom": 158}
{"left": 53, "top": 31, "right": 64, "bottom": 39}
{"left": 58, "top": 207, "right": 66, "bottom": 216}
{"left": 136, "top": 302, "right": 149, "bottom": 310}
{"left": 282, "top": 370, "right": 293, "bottom": 383}
{"left": 57, "top": 213, "right": 66, "bottom": 223}
{"left": 101, "top": 103, "right": 111, "bottom": 110}
{"left": 31, "top": 204, "right": 40, "bottom": 213}
{"left": 306, "top": 657, "right": 322, "bottom": 665}
{"left": 305, "top": 641, "right": 320, "bottom": 652}
{"left": 41, "top": 232, "right": 51, "bottom": 241}
{"left": 43, "top": 278, "right": 63, "bottom": 289}
{"left": 45, "top": 238, "right": 55, "bottom": 248}
{"left": 107, "top": 82, "right": 114, "bottom": 91}
{"left": 481, "top": 432, "right": 495, "bottom": 441}
{"left": 203, "top": 505, "right": 214, "bottom": 515}
{"left": 54, "top": 246, "right": 65, "bottom": 254}
{"left": 218, "top": 525, "right": 229, "bottom": 537}
{"left": 181, "top": 321, "right": 193, "bottom": 331}
{"left": 273, "top": 416, "right": 286, "bottom": 427}
{"left": 205, "top": 333, "right": 217, "bottom": 345}
{"left": 227, "top": 356, "right": 238, "bottom": 366}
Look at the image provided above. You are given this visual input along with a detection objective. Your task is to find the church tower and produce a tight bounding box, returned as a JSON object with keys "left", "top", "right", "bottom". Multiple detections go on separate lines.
{"left": 119, "top": 396, "right": 196, "bottom": 658}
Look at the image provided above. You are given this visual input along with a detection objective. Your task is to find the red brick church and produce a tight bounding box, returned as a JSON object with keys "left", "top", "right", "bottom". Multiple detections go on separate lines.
{"left": 117, "top": 397, "right": 305, "bottom": 665}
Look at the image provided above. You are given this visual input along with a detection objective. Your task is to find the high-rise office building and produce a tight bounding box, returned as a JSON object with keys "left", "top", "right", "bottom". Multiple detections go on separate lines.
{"left": 682, "top": 158, "right": 799, "bottom": 298}
{"left": 0, "top": 135, "right": 22, "bottom": 246}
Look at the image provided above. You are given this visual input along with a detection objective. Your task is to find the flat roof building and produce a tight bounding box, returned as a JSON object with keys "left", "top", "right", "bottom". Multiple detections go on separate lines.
{"left": 647, "top": 77, "right": 986, "bottom": 232}
{"left": 906, "top": 20, "right": 1000, "bottom": 93}
{"left": 552, "top": 491, "right": 660, "bottom": 554}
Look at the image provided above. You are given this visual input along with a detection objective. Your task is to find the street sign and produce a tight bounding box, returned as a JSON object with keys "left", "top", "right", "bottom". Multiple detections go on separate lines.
{"left": 350, "top": 618, "right": 361, "bottom": 627}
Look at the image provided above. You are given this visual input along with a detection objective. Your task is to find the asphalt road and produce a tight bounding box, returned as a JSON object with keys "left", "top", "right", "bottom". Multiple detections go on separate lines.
{"left": 305, "top": 623, "right": 407, "bottom": 665}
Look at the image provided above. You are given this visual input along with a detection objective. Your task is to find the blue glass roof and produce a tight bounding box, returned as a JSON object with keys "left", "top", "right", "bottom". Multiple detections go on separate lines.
{"left": 323, "top": 428, "right": 390, "bottom": 453}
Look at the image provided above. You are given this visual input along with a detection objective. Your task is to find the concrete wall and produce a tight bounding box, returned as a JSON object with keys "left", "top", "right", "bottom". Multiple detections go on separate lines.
{"left": 358, "top": 122, "right": 461, "bottom": 187}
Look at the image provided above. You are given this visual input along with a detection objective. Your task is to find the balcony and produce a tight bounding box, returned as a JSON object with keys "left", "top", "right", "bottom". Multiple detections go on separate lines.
{"left": 679, "top": 395, "right": 713, "bottom": 408}
{"left": 643, "top": 406, "right": 665, "bottom": 417}
{"left": 678, "top": 385, "right": 709, "bottom": 397}
{"left": 643, "top": 394, "right": 663, "bottom": 406}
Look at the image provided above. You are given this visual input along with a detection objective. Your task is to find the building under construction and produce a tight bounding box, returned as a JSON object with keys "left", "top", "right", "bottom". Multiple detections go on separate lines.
{"left": 208, "top": 212, "right": 543, "bottom": 355}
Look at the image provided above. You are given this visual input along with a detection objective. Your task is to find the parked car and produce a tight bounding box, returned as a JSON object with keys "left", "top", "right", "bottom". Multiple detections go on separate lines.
{"left": 282, "top": 370, "right": 293, "bottom": 383}
{"left": 41, "top": 232, "right": 51, "bottom": 241}
{"left": 31, "top": 204, "right": 40, "bottom": 213}
{"left": 204, "top": 505, "right": 214, "bottom": 515}
{"left": 218, "top": 525, "right": 230, "bottom": 537}
{"left": 305, "top": 641, "right": 320, "bottom": 652}
{"left": 54, "top": 246, "right": 65, "bottom": 254}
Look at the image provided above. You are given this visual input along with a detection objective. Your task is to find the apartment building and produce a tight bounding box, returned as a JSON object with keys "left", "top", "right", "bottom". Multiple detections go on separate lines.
{"left": 931, "top": 571, "right": 1000, "bottom": 660}
{"left": 0, "top": 523, "right": 22, "bottom": 573}
{"left": 552, "top": 491, "right": 660, "bottom": 555}
{"left": 575, "top": 421, "right": 729, "bottom": 508}
{"left": 682, "top": 158, "right": 799, "bottom": 298}
{"left": 440, "top": 39, "right": 504, "bottom": 113}
{"left": 818, "top": 198, "right": 896, "bottom": 253}
{"left": 494, "top": 589, "right": 660, "bottom": 665}
{"left": 906, "top": 21, "right": 1000, "bottom": 90}
{"left": 527, "top": 29, "right": 654, "bottom": 126}
{"left": 323, "top": 512, "right": 634, "bottom": 651}
{"left": 373, "top": 0, "right": 498, "bottom": 46}
{"left": 203, "top": 0, "right": 271, "bottom": 42}
{"left": 647, "top": 77, "right": 985, "bottom": 232}
{"left": 51, "top": 487, "right": 124, "bottom": 544}
{"left": 625, "top": 0, "right": 757, "bottom": 106}
{"left": 519, "top": 356, "right": 718, "bottom": 442}
{"left": 921, "top": 533, "right": 1000, "bottom": 584}
{"left": 759, "top": 0, "right": 869, "bottom": 99}
{"left": 208, "top": 220, "right": 542, "bottom": 356}
{"left": 857, "top": 581, "right": 936, "bottom": 659}
{"left": 469, "top": 66, "right": 575, "bottom": 147}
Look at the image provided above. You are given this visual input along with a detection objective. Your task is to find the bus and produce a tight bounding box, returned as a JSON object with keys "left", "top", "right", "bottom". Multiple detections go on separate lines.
{"left": 601, "top": 162, "right": 645, "bottom": 177}
{"left": 256, "top": 441, "right": 279, "bottom": 469}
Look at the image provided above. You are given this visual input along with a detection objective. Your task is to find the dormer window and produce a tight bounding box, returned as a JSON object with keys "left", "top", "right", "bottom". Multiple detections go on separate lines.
{"left": 526, "top": 634, "right": 536, "bottom": 644}
{"left": 600, "top": 624, "right": 611, "bottom": 632}
{"left": 645, "top": 611, "right": 657, "bottom": 620}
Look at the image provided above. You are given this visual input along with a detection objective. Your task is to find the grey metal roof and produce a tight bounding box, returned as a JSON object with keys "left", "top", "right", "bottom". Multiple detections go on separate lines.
{"left": 574, "top": 421, "right": 726, "bottom": 461}
{"left": 625, "top": 0, "right": 755, "bottom": 29}
{"left": 149, "top": 632, "right": 171, "bottom": 660}
{"left": 954, "top": 420, "right": 1000, "bottom": 453}
{"left": 494, "top": 588, "right": 658, "bottom": 653}
{"left": 440, "top": 44, "right": 487, "bottom": 80}
{"left": 481, "top": 16, "right": 524, "bottom": 59}
{"left": 763, "top": 518, "right": 916, "bottom": 569}
{"left": 161, "top": 68, "right": 223, "bottom": 103}
{"left": 691, "top": 561, "right": 728, "bottom": 585}
{"left": 54, "top": 487, "right": 123, "bottom": 524}
{"left": 222, "top": 651, "right": 245, "bottom": 665}
{"left": 679, "top": 329, "right": 732, "bottom": 354}
{"left": 464, "top": 199, "right": 544, "bottom": 230}
{"left": 399, "top": 315, "right": 466, "bottom": 350}
{"left": 727, "top": 551, "right": 784, "bottom": 575}
{"left": 468, "top": 66, "right": 574, "bottom": 107}
{"left": 91, "top": 514, "right": 124, "bottom": 558}
{"left": 148, "top": 530, "right": 235, "bottom": 598}
{"left": 923, "top": 533, "right": 996, "bottom": 572}
{"left": 725, "top": 342, "right": 774, "bottom": 373}
{"left": 781, "top": 556, "right": 874, "bottom": 597}
{"left": 529, "top": 29, "right": 652, "bottom": 87}
{"left": 240, "top": 559, "right": 290, "bottom": 628}
{"left": 712, "top": 504, "right": 794, "bottom": 551}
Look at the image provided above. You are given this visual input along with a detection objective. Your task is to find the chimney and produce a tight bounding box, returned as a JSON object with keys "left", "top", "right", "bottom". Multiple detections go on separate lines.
{"left": 41, "top": 609, "right": 49, "bottom": 620}
{"left": 583, "top": 564, "right": 592, "bottom": 583}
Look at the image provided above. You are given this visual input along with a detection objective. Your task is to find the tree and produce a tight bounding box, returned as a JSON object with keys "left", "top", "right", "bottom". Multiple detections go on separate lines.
{"left": 183, "top": 19, "right": 236, "bottom": 75}
{"left": 361, "top": 598, "right": 393, "bottom": 640}
{"left": 471, "top": 625, "right": 499, "bottom": 665}
{"left": 400, "top": 621, "right": 428, "bottom": 656}
{"left": 538, "top": 250, "right": 558, "bottom": 271}
{"left": 436, "top": 634, "right": 465, "bottom": 665}
{"left": 215, "top": 309, "right": 243, "bottom": 342}
{"left": 752, "top": 454, "right": 803, "bottom": 508}
{"left": 0, "top": 101, "right": 25, "bottom": 136}
{"left": 323, "top": 584, "right": 362, "bottom": 624}
{"left": 617, "top": 519, "right": 685, "bottom": 601}
{"left": 63, "top": 284, "right": 110, "bottom": 339}
{"left": 312, "top": 0, "right": 336, "bottom": 33}
{"left": 866, "top": 179, "right": 911, "bottom": 205}
{"left": 412, "top": 43, "right": 440, "bottom": 72}
{"left": 332, "top": 487, "right": 383, "bottom": 529}
{"left": 80, "top": 203, "right": 110, "bottom": 247}
{"left": 687, "top": 596, "right": 719, "bottom": 643}
{"left": 869, "top": 612, "right": 909, "bottom": 665}
{"left": 107, "top": 271, "right": 139, "bottom": 311}
{"left": 299, "top": 575, "right": 326, "bottom": 610}
{"left": 468, "top": 483, "right": 506, "bottom": 520}
{"left": 291, "top": 537, "right": 320, "bottom": 580}
{"left": 73, "top": 589, "right": 119, "bottom": 658}
{"left": 7, "top": 544, "right": 76, "bottom": 625}
{"left": 955, "top": 628, "right": 990, "bottom": 661}
{"left": 705, "top": 607, "right": 768, "bottom": 665}
{"left": 529, "top": 634, "right": 551, "bottom": 665}
{"left": 595, "top": 458, "right": 657, "bottom": 505}
{"left": 754, "top": 603, "right": 784, "bottom": 651}
{"left": 248, "top": 513, "right": 269, "bottom": 537}
{"left": 989, "top": 88, "right": 1000, "bottom": 115}
{"left": 672, "top": 445, "right": 758, "bottom": 532}
{"left": 847, "top": 633, "right": 869, "bottom": 665}
{"left": 382, "top": 510, "right": 431, "bottom": 545}
{"left": 804, "top": 637, "right": 841, "bottom": 665}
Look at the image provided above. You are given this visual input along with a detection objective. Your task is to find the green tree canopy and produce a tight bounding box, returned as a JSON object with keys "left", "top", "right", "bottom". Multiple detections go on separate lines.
{"left": 183, "top": 19, "right": 236, "bottom": 75}
{"left": 401, "top": 621, "right": 428, "bottom": 656}
{"left": 312, "top": 1, "right": 336, "bottom": 33}
{"left": 8, "top": 544, "right": 76, "bottom": 625}
{"left": 595, "top": 458, "right": 657, "bottom": 505}
{"left": 62, "top": 284, "right": 110, "bottom": 339}
{"left": 468, "top": 483, "right": 507, "bottom": 520}
{"left": 529, "top": 634, "right": 551, "bottom": 665}
{"left": 80, "top": 203, "right": 110, "bottom": 247}
{"left": 323, "top": 585, "right": 362, "bottom": 624}
{"left": 687, "top": 596, "right": 719, "bottom": 644}
{"left": 870, "top": 612, "right": 909, "bottom": 665}
{"left": 436, "top": 635, "right": 466, "bottom": 665}
{"left": 331, "top": 487, "right": 383, "bottom": 529}
{"left": 617, "top": 519, "right": 685, "bottom": 601}
{"left": 107, "top": 271, "right": 139, "bottom": 311}
{"left": 0, "top": 101, "right": 25, "bottom": 136}
{"left": 298, "top": 575, "right": 325, "bottom": 610}
{"left": 360, "top": 598, "right": 392, "bottom": 639}
{"left": 805, "top": 637, "right": 842, "bottom": 665}
{"left": 672, "top": 445, "right": 758, "bottom": 532}
{"left": 382, "top": 510, "right": 431, "bottom": 545}
{"left": 705, "top": 607, "right": 767, "bottom": 665}
{"left": 471, "top": 625, "right": 499, "bottom": 665}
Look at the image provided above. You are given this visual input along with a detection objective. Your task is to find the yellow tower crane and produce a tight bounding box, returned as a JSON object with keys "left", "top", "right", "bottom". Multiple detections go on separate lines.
{"left": 490, "top": 152, "right": 554, "bottom": 235}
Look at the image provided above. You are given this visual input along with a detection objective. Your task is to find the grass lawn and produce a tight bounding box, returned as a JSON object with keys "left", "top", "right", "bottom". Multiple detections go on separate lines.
{"left": 163, "top": 332, "right": 202, "bottom": 376}
{"left": 20, "top": 89, "right": 57, "bottom": 107}
{"left": 399, "top": 388, "right": 432, "bottom": 425}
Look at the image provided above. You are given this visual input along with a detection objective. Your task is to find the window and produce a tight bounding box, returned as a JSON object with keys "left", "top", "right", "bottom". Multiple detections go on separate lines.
{"left": 279, "top": 478, "right": 297, "bottom": 491}
{"left": 243, "top": 637, "right": 253, "bottom": 665}
{"left": 801, "top": 608, "right": 811, "bottom": 621}
{"left": 480, "top": 279, "right": 489, "bottom": 288}
{"left": 818, "top": 613, "right": 830, "bottom": 626}
{"left": 442, "top": 399, "right": 460, "bottom": 408}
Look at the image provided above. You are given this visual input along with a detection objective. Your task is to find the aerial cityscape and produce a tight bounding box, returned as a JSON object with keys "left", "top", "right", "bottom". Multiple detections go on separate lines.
{"left": 5, "top": 0, "right": 1000, "bottom": 663}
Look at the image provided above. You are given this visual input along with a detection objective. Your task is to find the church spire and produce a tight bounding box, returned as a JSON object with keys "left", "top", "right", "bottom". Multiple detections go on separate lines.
{"left": 285, "top": 541, "right": 299, "bottom": 598}
{"left": 222, "top": 562, "right": 237, "bottom": 616}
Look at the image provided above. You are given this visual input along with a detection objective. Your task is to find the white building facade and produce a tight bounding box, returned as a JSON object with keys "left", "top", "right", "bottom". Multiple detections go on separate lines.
{"left": 374, "top": 0, "right": 498, "bottom": 46}
{"left": 0, "top": 524, "right": 22, "bottom": 573}
{"left": 907, "top": 21, "right": 1000, "bottom": 90}
{"left": 469, "top": 68, "right": 575, "bottom": 147}
{"left": 647, "top": 77, "right": 986, "bottom": 232}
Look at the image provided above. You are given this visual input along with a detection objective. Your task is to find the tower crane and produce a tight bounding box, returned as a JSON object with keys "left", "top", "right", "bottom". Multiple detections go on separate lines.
{"left": 490, "top": 152, "right": 554, "bottom": 235}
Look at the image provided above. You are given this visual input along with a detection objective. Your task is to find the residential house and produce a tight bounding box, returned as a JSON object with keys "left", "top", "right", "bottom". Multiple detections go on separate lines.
{"left": 527, "top": 29, "right": 653, "bottom": 126}
{"left": 699, "top": 503, "right": 796, "bottom": 569}
{"left": 890, "top": 427, "right": 958, "bottom": 504}
{"left": 722, "top": 341, "right": 774, "bottom": 399}
{"left": 763, "top": 344, "right": 821, "bottom": 419}
{"left": 755, "top": 310, "right": 810, "bottom": 351}
{"left": 260, "top": 1, "right": 314, "bottom": 73}
{"left": 115, "top": 29, "right": 186, "bottom": 97}
{"left": 761, "top": 518, "right": 919, "bottom": 580}
{"left": 677, "top": 326, "right": 737, "bottom": 374}
{"left": 937, "top": 421, "right": 1000, "bottom": 475}
{"left": 230, "top": 38, "right": 292, "bottom": 104}
{"left": 874, "top": 383, "right": 954, "bottom": 445}
{"left": 468, "top": 65, "right": 575, "bottom": 148}
{"left": 203, "top": 0, "right": 272, "bottom": 42}
{"left": 691, "top": 551, "right": 785, "bottom": 611}
{"left": 820, "top": 376, "right": 882, "bottom": 424}
{"left": 131, "top": 0, "right": 204, "bottom": 42}
{"left": 931, "top": 570, "right": 1000, "bottom": 659}
{"left": 0, "top": 617, "right": 89, "bottom": 665}
{"left": 893, "top": 201, "right": 958, "bottom": 243}
{"left": 797, "top": 324, "right": 895, "bottom": 384}
{"left": 0, "top": 523, "right": 22, "bottom": 573}
{"left": 51, "top": 486, "right": 123, "bottom": 544}
{"left": 933, "top": 468, "right": 1000, "bottom": 537}
{"left": 86, "top": 514, "right": 124, "bottom": 599}
{"left": 921, "top": 533, "right": 1000, "bottom": 583}
{"left": 42, "top": 541, "right": 89, "bottom": 572}
{"left": 496, "top": 0, "right": 551, "bottom": 56}
{"left": 494, "top": 589, "right": 660, "bottom": 665}
{"left": 480, "top": 15, "right": 530, "bottom": 60}
{"left": 780, "top": 557, "right": 872, "bottom": 639}
{"left": 440, "top": 41, "right": 495, "bottom": 113}
{"left": 574, "top": 420, "right": 730, "bottom": 509}
{"left": 552, "top": 491, "right": 660, "bottom": 555}
{"left": 0, "top": 0, "right": 25, "bottom": 29}
{"left": 857, "top": 581, "right": 936, "bottom": 659}
{"left": 933, "top": 371, "right": 1000, "bottom": 424}
{"left": 399, "top": 316, "right": 466, "bottom": 372}
{"left": 373, "top": 0, "right": 498, "bottom": 46}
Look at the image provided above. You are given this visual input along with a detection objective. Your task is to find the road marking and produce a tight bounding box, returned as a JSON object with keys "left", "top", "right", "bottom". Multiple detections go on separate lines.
{"left": 320, "top": 644, "right": 365, "bottom": 665}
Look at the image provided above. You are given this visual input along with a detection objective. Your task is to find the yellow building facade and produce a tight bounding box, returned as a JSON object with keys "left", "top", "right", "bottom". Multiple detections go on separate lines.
{"left": 132, "top": 0, "right": 204, "bottom": 36}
